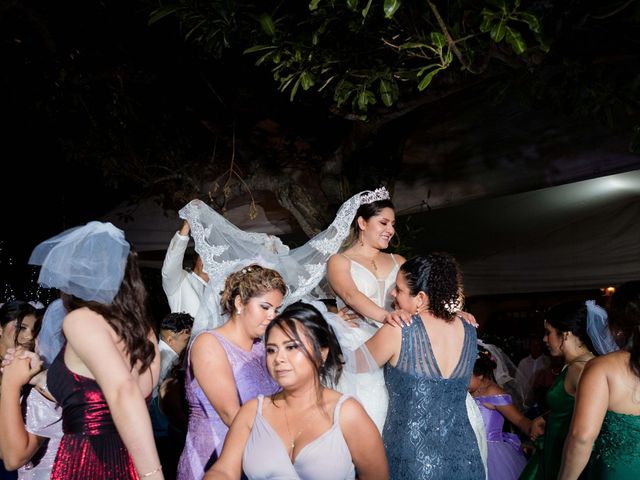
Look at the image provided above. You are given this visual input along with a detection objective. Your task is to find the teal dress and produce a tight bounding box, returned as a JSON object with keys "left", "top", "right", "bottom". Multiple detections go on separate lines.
{"left": 520, "top": 367, "right": 576, "bottom": 479}
{"left": 383, "top": 316, "right": 484, "bottom": 479}
{"left": 589, "top": 411, "right": 640, "bottom": 479}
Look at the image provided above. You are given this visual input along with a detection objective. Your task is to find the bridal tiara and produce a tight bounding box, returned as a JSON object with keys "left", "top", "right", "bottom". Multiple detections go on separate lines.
{"left": 360, "top": 187, "right": 391, "bottom": 205}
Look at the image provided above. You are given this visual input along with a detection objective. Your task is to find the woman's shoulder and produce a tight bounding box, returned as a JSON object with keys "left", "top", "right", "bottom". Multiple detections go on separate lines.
{"left": 328, "top": 252, "right": 351, "bottom": 266}
{"left": 64, "top": 306, "right": 104, "bottom": 325}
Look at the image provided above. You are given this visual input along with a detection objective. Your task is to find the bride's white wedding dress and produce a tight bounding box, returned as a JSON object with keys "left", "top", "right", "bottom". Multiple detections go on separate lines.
{"left": 332, "top": 253, "right": 400, "bottom": 432}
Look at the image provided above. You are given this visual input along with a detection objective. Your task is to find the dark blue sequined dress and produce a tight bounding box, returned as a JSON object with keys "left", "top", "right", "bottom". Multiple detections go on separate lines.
{"left": 383, "top": 316, "right": 485, "bottom": 479}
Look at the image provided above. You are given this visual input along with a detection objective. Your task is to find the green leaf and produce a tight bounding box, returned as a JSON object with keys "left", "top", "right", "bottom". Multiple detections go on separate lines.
{"left": 400, "top": 42, "right": 430, "bottom": 50}
{"left": 148, "top": 7, "right": 180, "bottom": 25}
{"left": 490, "top": 19, "right": 506, "bottom": 42}
{"left": 361, "top": 0, "right": 373, "bottom": 19}
{"left": 357, "top": 90, "right": 369, "bottom": 111}
{"left": 430, "top": 32, "right": 446, "bottom": 49}
{"left": 255, "top": 51, "right": 275, "bottom": 66}
{"left": 290, "top": 76, "right": 302, "bottom": 101}
{"left": 417, "top": 67, "right": 441, "bottom": 91}
{"left": 517, "top": 12, "right": 541, "bottom": 33}
{"left": 243, "top": 45, "right": 277, "bottom": 54}
{"left": 417, "top": 63, "right": 439, "bottom": 76}
{"left": 379, "top": 78, "right": 399, "bottom": 107}
{"left": 443, "top": 49, "right": 453, "bottom": 66}
{"left": 346, "top": 0, "right": 359, "bottom": 11}
{"left": 300, "top": 71, "right": 315, "bottom": 90}
{"left": 309, "top": 0, "right": 321, "bottom": 11}
{"left": 505, "top": 26, "right": 526, "bottom": 54}
{"left": 334, "top": 79, "right": 355, "bottom": 106}
{"left": 480, "top": 10, "right": 495, "bottom": 33}
{"left": 259, "top": 13, "right": 276, "bottom": 38}
{"left": 383, "top": 0, "right": 401, "bottom": 19}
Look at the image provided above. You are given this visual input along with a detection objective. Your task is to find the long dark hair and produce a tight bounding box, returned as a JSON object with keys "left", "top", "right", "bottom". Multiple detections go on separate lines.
{"left": 545, "top": 301, "right": 595, "bottom": 355}
{"left": 400, "top": 253, "right": 463, "bottom": 321}
{"left": 265, "top": 302, "right": 344, "bottom": 396}
{"left": 608, "top": 281, "right": 640, "bottom": 377}
{"left": 62, "top": 250, "right": 155, "bottom": 373}
{"left": 0, "top": 300, "right": 36, "bottom": 347}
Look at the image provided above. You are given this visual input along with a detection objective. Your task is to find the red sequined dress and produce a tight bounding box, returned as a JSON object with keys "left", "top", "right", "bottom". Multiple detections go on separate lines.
{"left": 48, "top": 346, "right": 139, "bottom": 479}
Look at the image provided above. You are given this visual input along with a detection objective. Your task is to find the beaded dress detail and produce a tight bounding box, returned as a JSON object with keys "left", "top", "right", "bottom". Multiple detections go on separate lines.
{"left": 383, "top": 316, "right": 484, "bottom": 479}
{"left": 589, "top": 410, "right": 640, "bottom": 479}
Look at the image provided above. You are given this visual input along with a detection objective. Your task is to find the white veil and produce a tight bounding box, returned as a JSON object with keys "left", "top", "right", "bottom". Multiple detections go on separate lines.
{"left": 180, "top": 193, "right": 362, "bottom": 334}
{"left": 477, "top": 340, "right": 525, "bottom": 410}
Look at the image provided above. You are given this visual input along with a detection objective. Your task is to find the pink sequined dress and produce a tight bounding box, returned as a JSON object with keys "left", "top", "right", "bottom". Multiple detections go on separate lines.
{"left": 47, "top": 347, "right": 138, "bottom": 479}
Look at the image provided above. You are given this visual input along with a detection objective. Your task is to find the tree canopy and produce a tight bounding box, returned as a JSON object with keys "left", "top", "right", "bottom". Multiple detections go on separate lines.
{"left": 2, "top": 0, "right": 638, "bottom": 242}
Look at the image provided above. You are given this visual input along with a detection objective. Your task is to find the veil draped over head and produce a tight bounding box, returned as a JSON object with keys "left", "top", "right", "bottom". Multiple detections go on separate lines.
{"left": 180, "top": 192, "right": 367, "bottom": 334}
{"left": 28, "top": 221, "right": 130, "bottom": 365}
{"left": 477, "top": 340, "right": 525, "bottom": 409}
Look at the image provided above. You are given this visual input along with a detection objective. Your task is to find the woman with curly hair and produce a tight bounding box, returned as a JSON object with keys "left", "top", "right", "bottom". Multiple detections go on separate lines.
{"left": 353, "top": 253, "right": 485, "bottom": 479}
{"left": 177, "top": 264, "right": 286, "bottom": 480}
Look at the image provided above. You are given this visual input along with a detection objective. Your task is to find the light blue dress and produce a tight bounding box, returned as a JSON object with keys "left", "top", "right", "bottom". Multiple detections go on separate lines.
{"left": 383, "top": 316, "right": 485, "bottom": 479}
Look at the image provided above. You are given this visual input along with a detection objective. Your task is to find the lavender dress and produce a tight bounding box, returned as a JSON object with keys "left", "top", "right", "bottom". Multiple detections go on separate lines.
{"left": 177, "top": 331, "right": 280, "bottom": 480}
{"left": 474, "top": 394, "right": 527, "bottom": 480}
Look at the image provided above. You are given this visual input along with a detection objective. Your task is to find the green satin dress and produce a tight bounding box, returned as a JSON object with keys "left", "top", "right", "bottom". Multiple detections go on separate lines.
{"left": 520, "top": 368, "right": 575, "bottom": 480}
{"left": 588, "top": 410, "right": 640, "bottom": 479}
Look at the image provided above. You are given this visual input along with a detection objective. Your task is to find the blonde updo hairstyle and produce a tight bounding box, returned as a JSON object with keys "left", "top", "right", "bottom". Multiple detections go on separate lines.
{"left": 220, "top": 264, "right": 287, "bottom": 316}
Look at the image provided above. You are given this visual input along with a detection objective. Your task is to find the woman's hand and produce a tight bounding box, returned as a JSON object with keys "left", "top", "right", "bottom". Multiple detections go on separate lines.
{"left": 0, "top": 348, "right": 42, "bottom": 388}
{"left": 337, "top": 307, "right": 363, "bottom": 328}
{"left": 456, "top": 311, "right": 479, "bottom": 328}
{"left": 529, "top": 416, "right": 546, "bottom": 440}
{"left": 381, "top": 309, "right": 412, "bottom": 328}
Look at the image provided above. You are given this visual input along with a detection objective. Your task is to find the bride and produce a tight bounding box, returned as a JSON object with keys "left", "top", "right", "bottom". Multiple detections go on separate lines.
{"left": 326, "top": 188, "right": 407, "bottom": 431}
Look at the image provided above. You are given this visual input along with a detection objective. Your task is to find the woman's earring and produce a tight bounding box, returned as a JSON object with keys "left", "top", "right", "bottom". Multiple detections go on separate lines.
{"left": 238, "top": 308, "right": 243, "bottom": 315}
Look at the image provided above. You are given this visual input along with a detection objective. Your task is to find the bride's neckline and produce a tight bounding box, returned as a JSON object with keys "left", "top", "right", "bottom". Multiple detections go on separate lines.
{"left": 343, "top": 253, "right": 397, "bottom": 281}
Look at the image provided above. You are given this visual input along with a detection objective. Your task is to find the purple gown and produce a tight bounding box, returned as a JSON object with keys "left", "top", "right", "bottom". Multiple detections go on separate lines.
{"left": 474, "top": 394, "right": 527, "bottom": 480}
{"left": 177, "top": 331, "right": 280, "bottom": 480}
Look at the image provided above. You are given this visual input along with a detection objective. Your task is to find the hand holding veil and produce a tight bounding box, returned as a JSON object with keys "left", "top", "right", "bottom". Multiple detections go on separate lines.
{"left": 180, "top": 194, "right": 363, "bottom": 334}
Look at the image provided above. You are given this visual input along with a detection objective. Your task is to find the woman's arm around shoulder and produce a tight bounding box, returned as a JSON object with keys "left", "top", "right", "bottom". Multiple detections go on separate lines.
{"left": 203, "top": 399, "right": 259, "bottom": 480}
{"left": 63, "top": 309, "right": 163, "bottom": 479}
{"left": 190, "top": 332, "right": 241, "bottom": 427}
{"left": 340, "top": 397, "right": 388, "bottom": 480}
{"left": 558, "top": 356, "right": 610, "bottom": 480}
{"left": 364, "top": 323, "right": 402, "bottom": 368}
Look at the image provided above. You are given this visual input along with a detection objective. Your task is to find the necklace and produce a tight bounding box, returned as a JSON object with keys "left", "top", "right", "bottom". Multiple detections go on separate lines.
{"left": 282, "top": 399, "right": 320, "bottom": 459}
{"left": 566, "top": 353, "right": 594, "bottom": 366}
{"left": 353, "top": 251, "right": 379, "bottom": 273}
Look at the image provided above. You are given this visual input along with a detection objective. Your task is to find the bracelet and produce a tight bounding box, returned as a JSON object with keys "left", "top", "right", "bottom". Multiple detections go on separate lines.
{"left": 139, "top": 465, "right": 162, "bottom": 478}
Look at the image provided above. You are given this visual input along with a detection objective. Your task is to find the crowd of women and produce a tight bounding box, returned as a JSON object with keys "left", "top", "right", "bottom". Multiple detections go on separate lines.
{"left": 0, "top": 187, "right": 638, "bottom": 480}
